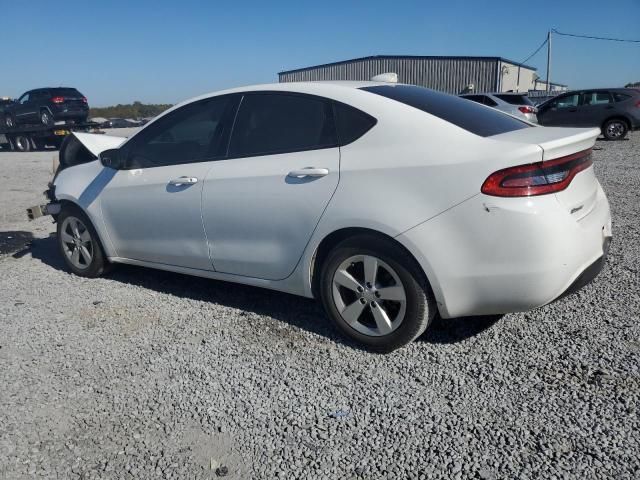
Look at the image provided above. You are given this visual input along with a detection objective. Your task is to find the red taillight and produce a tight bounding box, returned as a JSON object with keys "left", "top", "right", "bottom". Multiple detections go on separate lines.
{"left": 481, "top": 149, "right": 593, "bottom": 197}
{"left": 82, "top": 97, "right": 88, "bottom": 104}
{"left": 635, "top": 100, "right": 640, "bottom": 108}
{"left": 518, "top": 106, "right": 537, "bottom": 114}
{"left": 51, "top": 96, "right": 64, "bottom": 104}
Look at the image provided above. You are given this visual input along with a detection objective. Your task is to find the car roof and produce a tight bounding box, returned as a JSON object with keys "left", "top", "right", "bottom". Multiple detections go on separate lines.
{"left": 194, "top": 80, "right": 390, "bottom": 97}
{"left": 167, "top": 80, "right": 397, "bottom": 112}
{"left": 559, "top": 87, "right": 636, "bottom": 94}
{"left": 461, "top": 92, "right": 527, "bottom": 96}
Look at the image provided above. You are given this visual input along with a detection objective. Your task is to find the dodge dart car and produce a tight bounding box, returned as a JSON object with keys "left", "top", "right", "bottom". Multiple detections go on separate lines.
{"left": 38, "top": 79, "right": 612, "bottom": 351}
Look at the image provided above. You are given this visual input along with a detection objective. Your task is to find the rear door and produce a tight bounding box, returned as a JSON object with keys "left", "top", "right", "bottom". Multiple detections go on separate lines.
{"left": 578, "top": 91, "right": 614, "bottom": 127}
{"left": 202, "top": 92, "right": 340, "bottom": 280}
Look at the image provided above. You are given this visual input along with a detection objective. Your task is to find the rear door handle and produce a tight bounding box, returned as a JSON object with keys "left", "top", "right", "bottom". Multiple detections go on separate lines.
{"left": 287, "top": 167, "right": 329, "bottom": 178}
{"left": 168, "top": 176, "right": 198, "bottom": 186}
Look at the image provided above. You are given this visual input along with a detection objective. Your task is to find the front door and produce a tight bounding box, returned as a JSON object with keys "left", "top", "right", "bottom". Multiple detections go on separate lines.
{"left": 203, "top": 92, "right": 340, "bottom": 280}
{"left": 100, "top": 95, "right": 239, "bottom": 270}
{"left": 538, "top": 92, "right": 581, "bottom": 126}
{"left": 14, "top": 92, "right": 36, "bottom": 124}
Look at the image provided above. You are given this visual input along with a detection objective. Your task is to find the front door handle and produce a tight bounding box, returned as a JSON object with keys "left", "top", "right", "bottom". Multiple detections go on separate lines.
{"left": 287, "top": 167, "right": 329, "bottom": 178}
{"left": 168, "top": 176, "right": 198, "bottom": 186}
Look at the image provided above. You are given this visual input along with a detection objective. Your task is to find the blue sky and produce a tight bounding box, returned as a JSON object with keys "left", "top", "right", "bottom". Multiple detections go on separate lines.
{"left": 1, "top": 0, "right": 638, "bottom": 106}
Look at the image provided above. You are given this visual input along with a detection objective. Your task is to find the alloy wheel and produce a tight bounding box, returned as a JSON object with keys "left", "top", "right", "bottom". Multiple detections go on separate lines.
{"left": 41, "top": 111, "right": 52, "bottom": 125}
{"left": 60, "top": 216, "right": 94, "bottom": 270}
{"left": 606, "top": 121, "right": 625, "bottom": 139}
{"left": 331, "top": 254, "right": 407, "bottom": 337}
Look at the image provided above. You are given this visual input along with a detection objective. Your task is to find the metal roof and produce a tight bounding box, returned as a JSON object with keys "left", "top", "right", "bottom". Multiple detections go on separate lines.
{"left": 279, "top": 55, "right": 538, "bottom": 75}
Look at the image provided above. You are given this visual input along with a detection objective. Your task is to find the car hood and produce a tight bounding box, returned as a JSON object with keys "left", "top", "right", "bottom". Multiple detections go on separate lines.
{"left": 72, "top": 132, "right": 127, "bottom": 157}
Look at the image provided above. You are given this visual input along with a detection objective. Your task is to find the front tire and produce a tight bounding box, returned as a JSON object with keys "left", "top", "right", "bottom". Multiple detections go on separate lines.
{"left": 57, "top": 206, "right": 108, "bottom": 277}
{"left": 602, "top": 118, "right": 628, "bottom": 140}
{"left": 319, "top": 234, "right": 436, "bottom": 352}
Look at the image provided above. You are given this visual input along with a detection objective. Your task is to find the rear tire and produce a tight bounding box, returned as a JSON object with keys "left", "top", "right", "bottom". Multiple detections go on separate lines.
{"left": 57, "top": 206, "right": 109, "bottom": 278}
{"left": 40, "top": 110, "right": 54, "bottom": 126}
{"left": 602, "top": 118, "right": 628, "bottom": 140}
{"left": 319, "top": 234, "right": 436, "bottom": 352}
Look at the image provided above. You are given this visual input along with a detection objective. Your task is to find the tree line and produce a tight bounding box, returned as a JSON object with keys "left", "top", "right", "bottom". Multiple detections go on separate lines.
{"left": 89, "top": 101, "right": 173, "bottom": 119}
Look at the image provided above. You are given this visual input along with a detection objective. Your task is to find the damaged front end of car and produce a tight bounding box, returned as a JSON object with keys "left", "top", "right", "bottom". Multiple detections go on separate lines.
{"left": 26, "top": 132, "right": 126, "bottom": 222}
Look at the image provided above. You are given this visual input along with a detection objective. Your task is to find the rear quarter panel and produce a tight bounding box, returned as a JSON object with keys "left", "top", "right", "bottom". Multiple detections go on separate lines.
{"left": 298, "top": 89, "right": 543, "bottom": 295}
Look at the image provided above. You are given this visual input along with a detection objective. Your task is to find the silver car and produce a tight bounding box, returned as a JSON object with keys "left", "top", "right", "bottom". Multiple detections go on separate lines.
{"left": 459, "top": 92, "right": 538, "bottom": 123}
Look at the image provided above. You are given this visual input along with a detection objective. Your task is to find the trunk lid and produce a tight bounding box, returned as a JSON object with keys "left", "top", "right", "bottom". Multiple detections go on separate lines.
{"left": 493, "top": 126, "right": 601, "bottom": 219}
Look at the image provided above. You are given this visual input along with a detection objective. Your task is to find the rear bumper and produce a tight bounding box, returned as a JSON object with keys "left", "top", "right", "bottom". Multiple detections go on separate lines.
{"left": 397, "top": 180, "right": 612, "bottom": 318}
{"left": 51, "top": 105, "right": 88, "bottom": 119}
{"left": 555, "top": 236, "right": 610, "bottom": 300}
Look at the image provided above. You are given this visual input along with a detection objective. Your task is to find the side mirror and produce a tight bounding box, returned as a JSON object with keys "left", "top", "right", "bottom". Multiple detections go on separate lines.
{"left": 100, "top": 148, "right": 125, "bottom": 170}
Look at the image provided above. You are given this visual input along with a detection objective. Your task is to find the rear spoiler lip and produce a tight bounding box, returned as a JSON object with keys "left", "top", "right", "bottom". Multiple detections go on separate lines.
{"left": 491, "top": 126, "right": 601, "bottom": 161}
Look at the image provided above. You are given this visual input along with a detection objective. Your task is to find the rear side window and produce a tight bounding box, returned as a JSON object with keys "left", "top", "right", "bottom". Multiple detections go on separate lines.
{"left": 362, "top": 85, "right": 529, "bottom": 137}
{"left": 333, "top": 102, "right": 376, "bottom": 145}
{"left": 229, "top": 93, "right": 337, "bottom": 157}
{"left": 583, "top": 92, "right": 612, "bottom": 105}
{"left": 613, "top": 92, "right": 631, "bottom": 102}
{"left": 495, "top": 94, "right": 533, "bottom": 106}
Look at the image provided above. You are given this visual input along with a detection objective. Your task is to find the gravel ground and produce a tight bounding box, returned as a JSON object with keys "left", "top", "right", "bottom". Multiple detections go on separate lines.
{"left": 0, "top": 133, "right": 639, "bottom": 479}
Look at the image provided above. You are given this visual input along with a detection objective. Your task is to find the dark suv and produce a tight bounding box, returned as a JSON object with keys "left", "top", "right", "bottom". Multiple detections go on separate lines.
{"left": 537, "top": 88, "right": 640, "bottom": 140}
{"left": 3, "top": 87, "right": 89, "bottom": 128}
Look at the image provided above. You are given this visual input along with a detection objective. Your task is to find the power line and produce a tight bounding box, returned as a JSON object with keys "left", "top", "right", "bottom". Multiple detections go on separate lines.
{"left": 551, "top": 29, "right": 640, "bottom": 43}
{"left": 520, "top": 37, "right": 549, "bottom": 65}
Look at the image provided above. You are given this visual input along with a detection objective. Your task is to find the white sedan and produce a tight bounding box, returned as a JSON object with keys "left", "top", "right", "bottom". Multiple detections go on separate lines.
{"left": 45, "top": 79, "right": 612, "bottom": 351}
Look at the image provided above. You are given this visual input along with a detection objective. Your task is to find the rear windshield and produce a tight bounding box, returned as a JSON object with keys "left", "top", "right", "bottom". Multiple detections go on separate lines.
{"left": 50, "top": 88, "right": 83, "bottom": 98}
{"left": 361, "top": 85, "right": 529, "bottom": 137}
{"left": 494, "top": 94, "right": 533, "bottom": 106}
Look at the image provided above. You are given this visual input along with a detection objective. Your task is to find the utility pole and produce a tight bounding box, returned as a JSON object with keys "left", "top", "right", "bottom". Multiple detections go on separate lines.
{"left": 546, "top": 30, "right": 552, "bottom": 93}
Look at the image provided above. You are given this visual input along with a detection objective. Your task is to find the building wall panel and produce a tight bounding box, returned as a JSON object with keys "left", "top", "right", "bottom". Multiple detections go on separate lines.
{"left": 279, "top": 57, "right": 503, "bottom": 94}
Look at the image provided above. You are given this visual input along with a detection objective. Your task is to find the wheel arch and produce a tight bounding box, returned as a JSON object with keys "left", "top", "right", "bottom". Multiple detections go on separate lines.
{"left": 56, "top": 198, "right": 114, "bottom": 258}
{"left": 601, "top": 115, "right": 631, "bottom": 131}
{"left": 309, "top": 227, "right": 441, "bottom": 312}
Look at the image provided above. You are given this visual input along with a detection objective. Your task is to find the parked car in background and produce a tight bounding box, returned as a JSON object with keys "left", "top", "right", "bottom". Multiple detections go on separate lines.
{"left": 43, "top": 81, "right": 611, "bottom": 351}
{"left": 3, "top": 88, "right": 89, "bottom": 127}
{"left": 0, "top": 97, "right": 14, "bottom": 115}
{"left": 537, "top": 88, "right": 640, "bottom": 140}
{"left": 459, "top": 92, "right": 538, "bottom": 123}
{"left": 100, "top": 118, "right": 140, "bottom": 129}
